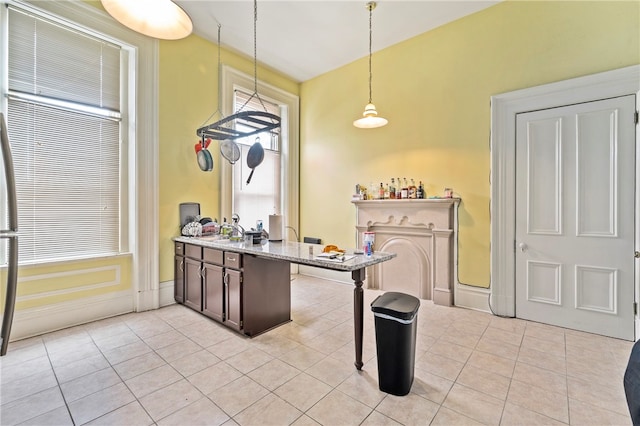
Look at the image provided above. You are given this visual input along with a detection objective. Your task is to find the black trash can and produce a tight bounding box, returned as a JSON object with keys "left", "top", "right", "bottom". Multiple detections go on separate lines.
{"left": 371, "top": 291, "right": 420, "bottom": 396}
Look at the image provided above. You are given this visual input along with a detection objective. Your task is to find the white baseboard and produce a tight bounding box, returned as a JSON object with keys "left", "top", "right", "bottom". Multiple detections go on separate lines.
{"left": 454, "top": 282, "right": 491, "bottom": 313}
{"left": 299, "top": 267, "right": 493, "bottom": 315}
{"left": 10, "top": 290, "right": 134, "bottom": 341}
{"left": 159, "top": 280, "right": 177, "bottom": 307}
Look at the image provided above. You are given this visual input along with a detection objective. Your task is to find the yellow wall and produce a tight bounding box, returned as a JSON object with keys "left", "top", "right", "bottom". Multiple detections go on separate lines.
{"left": 2, "top": 256, "right": 132, "bottom": 310}
{"left": 299, "top": 0, "right": 639, "bottom": 288}
{"left": 4, "top": 4, "right": 299, "bottom": 311}
{"left": 158, "top": 35, "right": 300, "bottom": 282}
{"left": 9, "top": 0, "right": 637, "bottom": 311}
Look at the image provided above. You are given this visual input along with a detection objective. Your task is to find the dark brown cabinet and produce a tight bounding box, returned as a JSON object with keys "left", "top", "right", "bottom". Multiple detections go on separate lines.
{"left": 174, "top": 243, "right": 185, "bottom": 303}
{"left": 242, "top": 254, "right": 291, "bottom": 336}
{"left": 174, "top": 241, "right": 291, "bottom": 336}
{"left": 184, "top": 257, "right": 202, "bottom": 311}
{"left": 201, "top": 247, "right": 225, "bottom": 322}
{"left": 203, "top": 263, "right": 224, "bottom": 322}
{"left": 224, "top": 268, "right": 243, "bottom": 331}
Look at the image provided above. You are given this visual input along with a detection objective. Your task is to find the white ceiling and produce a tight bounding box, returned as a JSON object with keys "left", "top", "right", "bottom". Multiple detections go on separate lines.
{"left": 174, "top": 1, "right": 499, "bottom": 82}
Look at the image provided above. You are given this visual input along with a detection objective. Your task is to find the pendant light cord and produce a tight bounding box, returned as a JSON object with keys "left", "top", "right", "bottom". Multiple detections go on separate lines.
{"left": 367, "top": 2, "right": 373, "bottom": 104}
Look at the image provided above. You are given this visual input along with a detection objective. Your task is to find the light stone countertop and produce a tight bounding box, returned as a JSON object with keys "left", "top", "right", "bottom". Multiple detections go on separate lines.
{"left": 173, "top": 236, "right": 396, "bottom": 272}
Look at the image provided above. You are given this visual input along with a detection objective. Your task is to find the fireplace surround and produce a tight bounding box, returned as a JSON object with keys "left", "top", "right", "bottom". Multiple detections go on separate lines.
{"left": 352, "top": 199, "right": 459, "bottom": 306}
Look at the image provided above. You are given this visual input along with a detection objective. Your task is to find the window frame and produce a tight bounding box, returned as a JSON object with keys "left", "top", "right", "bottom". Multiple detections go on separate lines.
{"left": 0, "top": 0, "right": 159, "bottom": 310}
{"left": 220, "top": 65, "right": 299, "bottom": 243}
{"left": 4, "top": 4, "right": 127, "bottom": 264}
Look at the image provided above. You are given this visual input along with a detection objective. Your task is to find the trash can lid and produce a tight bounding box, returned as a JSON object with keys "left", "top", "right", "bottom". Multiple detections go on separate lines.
{"left": 371, "top": 292, "right": 420, "bottom": 320}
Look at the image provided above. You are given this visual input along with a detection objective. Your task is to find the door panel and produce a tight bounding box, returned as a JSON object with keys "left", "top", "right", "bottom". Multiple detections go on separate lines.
{"left": 203, "top": 263, "right": 224, "bottom": 322}
{"left": 184, "top": 258, "right": 202, "bottom": 311}
{"left": 225, "top": 269, "right": 242, "bottom": 331}
{"left": 526, "top": 117, "right": 562, "bottom": 235}
{"left": 174, "top": 255, "right": 184, "bottom": 303}
{"left": 515, "top": 95, "right": 636, "bottom": 340}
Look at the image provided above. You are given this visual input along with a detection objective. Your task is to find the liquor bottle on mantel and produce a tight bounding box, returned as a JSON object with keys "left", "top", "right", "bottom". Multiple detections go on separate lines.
{"left": 378, "top": 183, "right": 385, "bottom": 200}
{"left": 417, "top": 181, "right": 425, "bottom": 199}
{"left": 389, "top": 178, "right": 396, "bottom": 199}
{"left": 408, "top": 179, "right": 417, "bottom": 199}
{"left": 401, "top": 178, "right": 409, "bottom": 199}
{"left": 396, "top": 177, "right": 402, "bottom": 199}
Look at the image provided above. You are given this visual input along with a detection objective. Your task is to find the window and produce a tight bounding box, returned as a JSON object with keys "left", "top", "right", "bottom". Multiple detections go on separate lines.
{"left": 231, "top": 89, "right": 281, "bottom": 229}
{"left": 220, "top": 65, "right": 299, "bottom": 241}
{"left": 3, "top": 4, "right": 127, "bottom": 263}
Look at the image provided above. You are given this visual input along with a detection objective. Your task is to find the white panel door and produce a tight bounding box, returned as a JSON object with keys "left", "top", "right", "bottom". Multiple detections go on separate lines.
{"left": 515, "top": 95, "right": 636, "bottom": 340}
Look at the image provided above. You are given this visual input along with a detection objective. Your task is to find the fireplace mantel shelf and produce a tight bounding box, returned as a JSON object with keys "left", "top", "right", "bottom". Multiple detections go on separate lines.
{"left": 351, "top": 198, "right": 460, "bottom": 206}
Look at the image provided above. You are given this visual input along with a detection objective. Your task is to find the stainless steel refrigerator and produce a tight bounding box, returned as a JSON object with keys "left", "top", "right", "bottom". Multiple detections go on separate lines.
{"left": 0, "top": 112, "right": 18, "bottom": 356}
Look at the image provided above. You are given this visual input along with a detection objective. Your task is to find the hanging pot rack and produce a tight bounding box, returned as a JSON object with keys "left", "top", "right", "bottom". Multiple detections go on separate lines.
{"left": 196, "top": 110, "right": 280, "bottom": 140}
{"left": 196, "top": 0, "right": 280, "bottom": 142}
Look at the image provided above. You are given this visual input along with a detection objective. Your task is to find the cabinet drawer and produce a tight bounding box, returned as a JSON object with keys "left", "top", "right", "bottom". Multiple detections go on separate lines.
{"left": 185, "top": 244, "right": 202, "bottom": 259}
{"left": 224, "top": 252, "right": 242, "bottom": 269}
{"left": 203, "top": 248, "right": 223, "bottom": 265}
{"left": 175, "top": 242, "right": 184, "bottom": 255}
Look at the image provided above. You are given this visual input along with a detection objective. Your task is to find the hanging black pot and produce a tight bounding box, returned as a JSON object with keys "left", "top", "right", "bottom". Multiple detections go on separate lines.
{"left": 195, "top": 137, "right": 213, "bottom": 172}
{"left": 245, "top": 139, "right": 264, "bottom": 184}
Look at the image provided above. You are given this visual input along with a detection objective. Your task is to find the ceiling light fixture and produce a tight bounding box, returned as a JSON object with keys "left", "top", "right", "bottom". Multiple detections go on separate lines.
{"left": 101, "top": 0, "right": 193, "bottom": 40}
{"left": 354, "top": 1, "right": 387, "bottom": 129}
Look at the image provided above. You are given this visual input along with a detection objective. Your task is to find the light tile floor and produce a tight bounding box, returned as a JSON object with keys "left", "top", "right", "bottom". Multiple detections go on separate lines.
{"left": 0, "top": 275, "right": 634, "bottom": 425}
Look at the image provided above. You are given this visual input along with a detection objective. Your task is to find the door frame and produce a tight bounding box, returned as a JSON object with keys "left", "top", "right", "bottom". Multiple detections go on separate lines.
{"left": 489, "top": 65, "right": 640, "bottom": 333}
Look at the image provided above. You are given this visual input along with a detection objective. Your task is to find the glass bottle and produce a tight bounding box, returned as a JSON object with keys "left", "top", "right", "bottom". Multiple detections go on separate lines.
{"left": 401, "top": 178, "right": 408, "bottom": 199}
{"left": 384, "top": 184, "right": 390, "bottom": 199}
{"left": 417, "top": 181, "right": 425, "bottom": 199}
{"left": 396, "top": 177, "right": 402, "bottom": 199}
{"left": 378, "top": 182, "right": 384, "bottom": 199}
{"left": 408, "top": 179, "right": 417, "bottom": 199}
{"left": 389, "top": 178, "right": 396, "bottom": 199}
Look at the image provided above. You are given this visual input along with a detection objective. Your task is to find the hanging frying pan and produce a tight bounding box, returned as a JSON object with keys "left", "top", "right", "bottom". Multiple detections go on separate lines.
{"left": 220, "top": 139, "right": 241, "bottom": 165}
{"left": 195, "top": 137, "right": 213, "bottom": 172}
{"left": 246, "top": 138, "right": 264, "bottom": 185}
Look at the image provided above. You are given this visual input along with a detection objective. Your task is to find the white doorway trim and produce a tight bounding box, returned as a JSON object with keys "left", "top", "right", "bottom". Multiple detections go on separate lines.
{"left": 490, "top": 65, "right": 640, "bottom": 320}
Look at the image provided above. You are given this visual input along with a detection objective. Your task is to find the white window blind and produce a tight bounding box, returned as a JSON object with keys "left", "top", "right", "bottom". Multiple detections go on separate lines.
{"left": 6, "top": 6, "right": 122, "bottom": 263}
{"left": 233, "top": 143, "right": 281, "bottom": 228}
{"left": 232, "top": 89, "right": 281, "bottom": 228}
{"left": 234, "top": 90, "right": 279, "bottom": 150}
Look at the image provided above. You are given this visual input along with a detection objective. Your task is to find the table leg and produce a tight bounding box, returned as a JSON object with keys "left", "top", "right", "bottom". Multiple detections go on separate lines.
{"left": 352, "top": 268, "right": 366, "bottom": 370}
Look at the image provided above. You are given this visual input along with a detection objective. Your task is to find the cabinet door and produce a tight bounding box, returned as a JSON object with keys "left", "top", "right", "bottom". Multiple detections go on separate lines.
{"left": 203, "top": 263, "right": 224, "bottom": 322}
{"left": 174, "top": 255, "right": 185, "bottom": 303}
{"left": 184, "top": 257, "right": 202, "bottom": 311}
{"left": 225, "top": 269, "right": 243, "bottom": 331}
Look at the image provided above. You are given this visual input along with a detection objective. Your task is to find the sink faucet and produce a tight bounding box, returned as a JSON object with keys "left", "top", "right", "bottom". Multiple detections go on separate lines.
{"left": 231, "top": 213, "right": 245, "bottom": 237}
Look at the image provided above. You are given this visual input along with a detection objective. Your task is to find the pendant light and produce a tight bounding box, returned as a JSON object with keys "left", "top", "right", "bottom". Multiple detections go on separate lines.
{"left": 101, "top": 0, "right": 192, "bottom": 40}
{"left": 354, "top": 1, "right": 387, "bottom": 129}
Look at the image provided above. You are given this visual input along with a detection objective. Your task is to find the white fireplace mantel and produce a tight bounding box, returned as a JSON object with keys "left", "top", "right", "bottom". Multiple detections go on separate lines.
{"left": 352, "top": 198, "right": 459, "bottom": 306}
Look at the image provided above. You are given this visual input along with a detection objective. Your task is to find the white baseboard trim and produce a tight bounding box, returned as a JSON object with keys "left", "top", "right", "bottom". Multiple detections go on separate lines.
{"left": 454, "top": 282, "right": 491, "bottom": 313}
{"left": 299, "top": 267, "right": 493, "bottom": 315}
{"left": 10, "top": 290, "right": 134, "bottom": 341}
{"left": 298, "top": 266, "right": 353, "bottom": 285}
{"left": 159, "top": 280, "right": 176, "bottom": 307}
